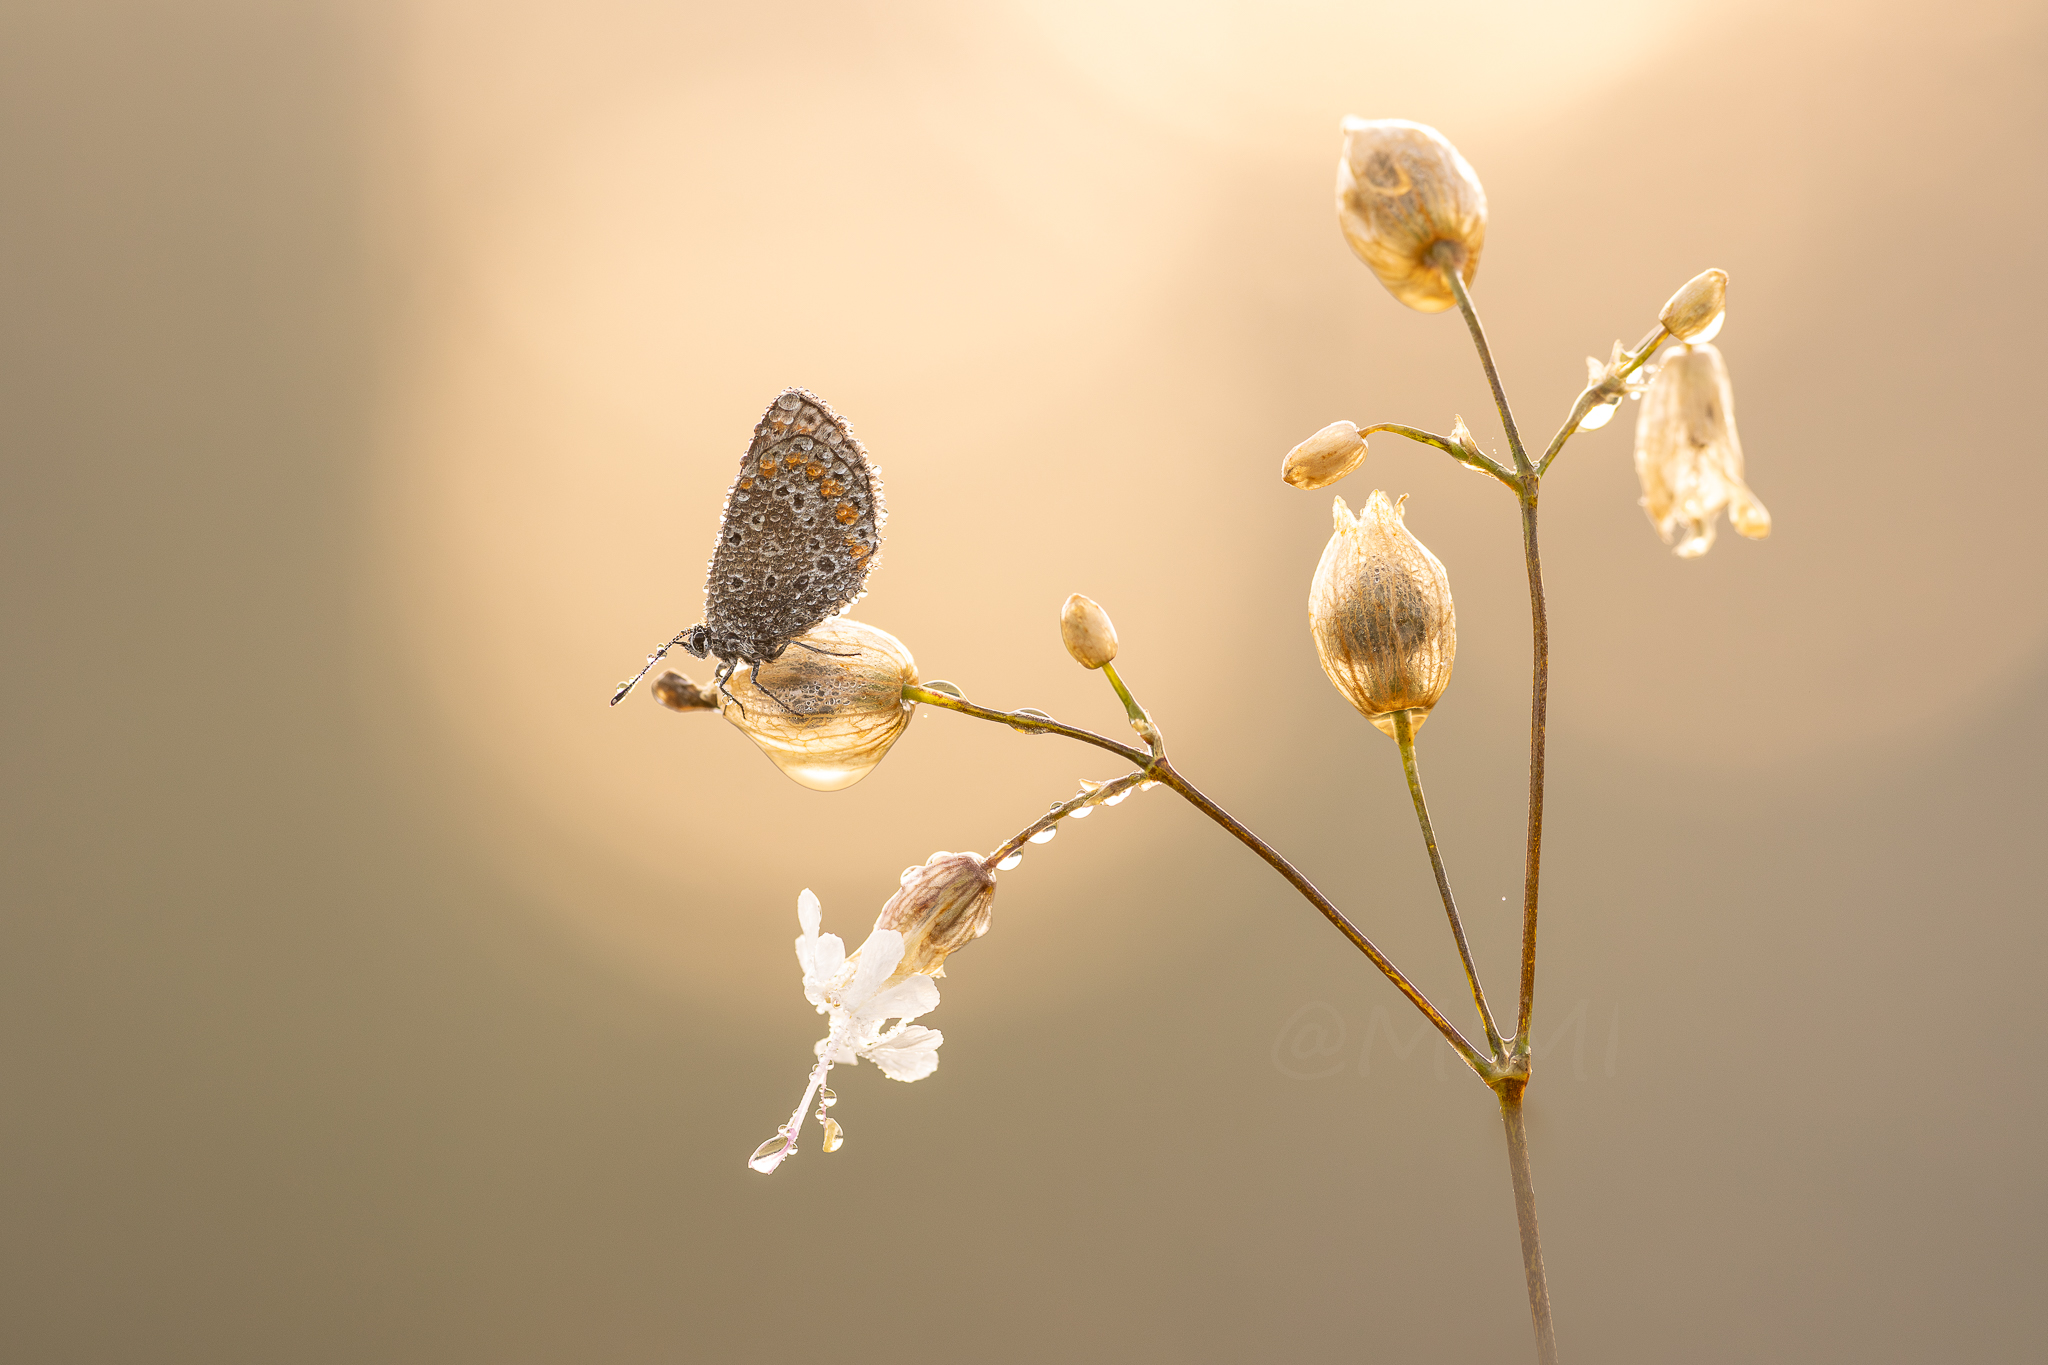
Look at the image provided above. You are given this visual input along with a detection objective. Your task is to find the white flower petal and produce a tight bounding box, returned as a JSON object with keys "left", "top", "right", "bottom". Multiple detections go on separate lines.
{"left": 842, "top": 928, "right": 906, "bottom": 1009}
{"left": 862, "top": 1025, "right": 943, "bottom": 1081}
{"left": 798, "top": 888, "right": 822, "bottom": 938}
{"left": 853, "top": 973, "right": 940, "bottom": 1028}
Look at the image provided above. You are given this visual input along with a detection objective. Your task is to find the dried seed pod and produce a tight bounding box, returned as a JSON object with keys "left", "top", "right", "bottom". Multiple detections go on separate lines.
{"left": 719, "top": 617, "right": 916, "bottom": 790}
{"left": 1281, "top": 420, "right": 1370, "bottom": 490}
{"left": 1335, "top": 118, "right": 1487, "bottom": 313}
{"left": 1659, "top": 268, "right": 1728, "bottom": 343}
{"left": 872, "top": 851, "right": 997, "bottom": 982}
{"left": 1060, "top": 594, "right": 1118, "bottom": 669}
{"left": 1309, "top": 491, "right": 1456, "bottom": 736}
{"left": 1633, "top": 343, "right": 1770, "bottom": 558}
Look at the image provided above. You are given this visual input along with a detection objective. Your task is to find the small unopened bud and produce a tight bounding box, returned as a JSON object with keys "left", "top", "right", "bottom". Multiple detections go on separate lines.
{"left": 1282, "top": 420, "right": 1369, "bottom": 490}
{"left": 1451, "top": 415, "right": 1488, "bottom": 463}
{"left": 1336, "top": 117, "right": 1488, "bottom": 314}
{"left": 1309, "top": 491, "right": 1457, "bottom": 736}
{"left": 1060, "top": 594, "right": 1118, "bottom": 669}
{"left": 872, "top": 851, "right": 997, "bottom": 982}
{"left": 719, "top": 617, "right": 917, "bottom": 790}
{"left": 1660, "top": 268, "right": 1728, "bottom": 343}
{"left": 1633, "top": 342, "right": 1770, "bottom": 558}
{"left": 651, "top": 671, "right": 719, "bottom": 711}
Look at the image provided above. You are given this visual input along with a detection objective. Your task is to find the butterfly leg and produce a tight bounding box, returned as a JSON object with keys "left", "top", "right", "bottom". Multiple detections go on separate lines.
{"left": 787, "top": 639, "right": 860, "bottom": 659}
{"left": 713, "top": 659, "right": 748, "bottom": 718}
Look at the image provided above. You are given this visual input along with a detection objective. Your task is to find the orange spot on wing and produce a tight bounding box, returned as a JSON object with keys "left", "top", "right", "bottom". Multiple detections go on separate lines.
{"left": 759, "top": 459, "right": 779, "bottom": 476}
{"left": 819, "top": 477, "right": 843, "bottom": 497}
{"left": 806, "top": 462, "right": 824, "bottom": 479}
{"left": 834, "top": 503, "right": 858, "bottom": 524}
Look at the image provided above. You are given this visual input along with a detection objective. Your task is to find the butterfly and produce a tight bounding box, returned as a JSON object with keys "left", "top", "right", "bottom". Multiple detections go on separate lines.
{"left": 612, "top": 388, "right": 886, "bottom": 712}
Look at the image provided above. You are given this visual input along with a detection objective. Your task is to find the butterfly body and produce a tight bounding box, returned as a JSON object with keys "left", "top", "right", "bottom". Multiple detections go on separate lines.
{"left": 612, "top": 388, "right": 885, "bottom": 708}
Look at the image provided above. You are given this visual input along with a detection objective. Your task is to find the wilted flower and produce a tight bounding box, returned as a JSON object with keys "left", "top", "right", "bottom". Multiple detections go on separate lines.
{"left": 718, "top": 617, "right": 916, "bottom": 790}
{"left": 1060, "top": 594, "right": 1119, "bottom": 669}
{"left": 1659, "top": 268, "right": 1728, "bottom": 344}
{"left": 1336, "top": 117, "right": 1487, "bottom": 313}
{"left": 749, "top": 862, "right": 997, "bottom": 1175}
{"left": 873, "top": 852, "right": 996, "bottom": 981}
{"left": 1633, "top": 343, "right": 1770, "bottom": 557}
{"left": 1282, "top": 420, "right": 1370, "bottom": 490}
{"left": 1309, "top": 490, "right": 1457, "bottom": 736}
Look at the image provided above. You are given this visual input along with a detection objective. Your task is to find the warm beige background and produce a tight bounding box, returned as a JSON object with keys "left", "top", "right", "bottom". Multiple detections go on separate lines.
{"left": 5, "top": 1, "right": 2045, "bottom": 1361}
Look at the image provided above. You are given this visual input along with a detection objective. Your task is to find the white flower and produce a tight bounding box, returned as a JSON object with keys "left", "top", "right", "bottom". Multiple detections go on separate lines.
{"left": 747, "top": 889, "right": 946, "bottom": 1174}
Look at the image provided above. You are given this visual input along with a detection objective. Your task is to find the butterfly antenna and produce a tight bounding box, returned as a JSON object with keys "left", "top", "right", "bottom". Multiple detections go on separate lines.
{"left": 611, "top": 630, "right": 687, "bottom": 706}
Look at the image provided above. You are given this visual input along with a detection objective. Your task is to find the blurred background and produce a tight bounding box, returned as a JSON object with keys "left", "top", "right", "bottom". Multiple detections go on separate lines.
{"left": 5, "top": 0, "right": 2045, "bottom": 1360}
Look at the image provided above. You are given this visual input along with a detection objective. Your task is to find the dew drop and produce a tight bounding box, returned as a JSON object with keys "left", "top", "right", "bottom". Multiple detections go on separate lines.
{"left": 1103, "top": 791, "right": 1128, "bottom": 806}
{"left": 1068, "top": 805, "right": 1094, "bottom": 819}
{"left": 748, "top": 1133, "right": 792, "bottom": 1173}
{"left": 1029, "top": 828, "right": 1058, "bottom": 844}
{"left": 819, "top": 1086, "right": 837, "bottom": 1107}
{"left": 1577, "top": 400, "right": 1618, "bottom": 431}
{"left": 821, "top": 1117, "right": 845, "bottom": 1153}
{"left": 995, "top": 853, "right": 1023, "bottom": 871}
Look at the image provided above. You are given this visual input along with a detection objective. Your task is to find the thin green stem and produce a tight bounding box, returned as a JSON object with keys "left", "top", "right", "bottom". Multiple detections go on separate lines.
{"left": 1500, "top": 1088, "right": 1559, "bottom": 1365}
{"left": 1392, "top": 709, "right": 1504, "bottom": 1058}
{"left": 1436, "top": 246, "right": 1532, "bottom": 474}
{"left": 1361, "top": 422, "right": 1516, "bottom": 485}
{"left": 1535, "top": 323, "right": 1668, "bottom": 476}
{"left": 901, "top": 684, "right": 1152, "bottom": 768}
{"left": 987, "top": 769, "right": 1149, "bottom": 865}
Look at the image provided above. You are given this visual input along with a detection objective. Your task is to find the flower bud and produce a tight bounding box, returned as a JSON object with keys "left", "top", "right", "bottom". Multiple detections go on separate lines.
{"left": 1282, "top": 420, "right": 1370, "bottom": 490}
{"left": 1659, "top": 268, "right": 1728, "bottom": 343}
{"left": 1309, "top": 491, "right": 1456, "bottom": 736}
{"left": 1633, "top": 342, "right": 1770, "bottom": 558}
{"left": 720, "top": 617, "right": 916, "bottom": 790}
{"left": 1060, "top": 593, "right": 1118, "bottom": 669}
{"left": 651, "top": 670, "right": 718, "bottom": 711}
{"left": 1335, "top": 117, "right": 1487, "bottom": 314}
{"left": 871, "top": 851, "right": 996, "bottom": 982}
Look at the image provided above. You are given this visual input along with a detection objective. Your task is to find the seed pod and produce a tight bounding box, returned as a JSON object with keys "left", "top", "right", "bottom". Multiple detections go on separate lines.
{"left": 719, "top": 617, "right": 916, "bottom": 790}
{"left": 1633, "top": 343, "right": 1770, "bottom": 558}
{"left": 1309, "top": 491, "right": 1456, "bottom": 736}
{"left": 872, "top": 851, "right": 997, "bottom": 982}
{"left": 1281, "top": 420, "right": 1370, "bottom": 490}
{"left": 1660, "top": 268, "right": 1728, "bottom": 343}
{"left": 1060, "top": 594, "right": 1118, "bottom": 669}
{"left": 1335, "top": 118, "right": 1487, "bottom": 314}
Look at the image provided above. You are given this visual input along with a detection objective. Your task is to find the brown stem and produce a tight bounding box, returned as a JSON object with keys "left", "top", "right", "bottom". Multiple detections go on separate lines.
{"left": 903, "top": 684, "right": 1491, "bottom": 1077}
{"left": 1514, "top": 497, "right": 1548, "bottom": 1054}
{"left": 1500, "top": 1088, "right": 1559, "bottom": 1365}
{"left": 1392, "top": 708, "right": 1504, "bottom": 1057}
{"left": 1150, "top": 758, "right": 1491, "bottom": 1077}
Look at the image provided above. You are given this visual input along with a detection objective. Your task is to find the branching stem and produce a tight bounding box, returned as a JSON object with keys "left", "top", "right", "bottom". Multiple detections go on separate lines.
{"left": 902, "top": 681, "right": 1493, "bottom": 1077}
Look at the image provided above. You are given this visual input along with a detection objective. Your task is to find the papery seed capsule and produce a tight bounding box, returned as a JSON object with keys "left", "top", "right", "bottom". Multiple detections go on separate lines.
{"left": 872, "top": 851, "right": 997, "bottom": 982}
{"left": 1660, "top": 268, "right": 1728, "bottom": 344}
{"left": 1335, "top": 118, "right": 1487, "bottom": 313}
{"left": 1282, "top": 420, "right": 1370, "bottom": 490}
{"left": 718, "top": 617, "right": 917, "bottom": 790}
{"left": 1309, "top": 491, "right": 1457, "bottom": 737}
{"left": 1060, "top": 594, "right": 1119, "bottom": 669}
{"left": 1633, "top": 343, "right": 1770, "bottom": 558}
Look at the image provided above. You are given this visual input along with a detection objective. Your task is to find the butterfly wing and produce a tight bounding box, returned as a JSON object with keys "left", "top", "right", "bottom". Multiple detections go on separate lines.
{"left": 703, "top": 388, "right": 885, "bottom": 660}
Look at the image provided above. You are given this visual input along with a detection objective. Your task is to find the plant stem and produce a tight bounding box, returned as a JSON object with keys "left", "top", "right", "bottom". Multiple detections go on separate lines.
{"left": 1391, "top": 708, "right": 1504, "bottom": 1057}
{"left": 1361, "top": 422, "right": 1516, "bottom": 485}
{"left": 1500, "top": 1087, "right": 1559, "bottom": 1365}
{"left": 1534, "top": 323, "right": 1667, "bottom": 476}
{"left": 1513, "top": 497, "right": 1548, "bottom": 1054}
{"left": 1436, "top": 246, "right": 1532, "bottom": 473}
{"left": 902, "top": 683, "right": 1492, "bottom": 1077}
